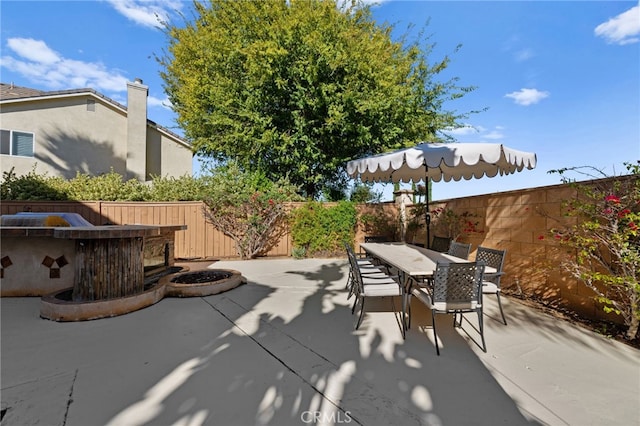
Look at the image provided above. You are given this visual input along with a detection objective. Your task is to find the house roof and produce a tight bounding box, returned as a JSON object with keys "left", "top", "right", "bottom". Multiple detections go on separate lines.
{"left": 0, "top": 82, "right": 190, "bottom": 149}
{"left": 0, "top": 83, "right": 47, "bottom": 99}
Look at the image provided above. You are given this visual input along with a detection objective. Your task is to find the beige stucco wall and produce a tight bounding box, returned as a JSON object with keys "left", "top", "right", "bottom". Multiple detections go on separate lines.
{"left": 126, "top": 81, "right": 148, "bottom": 181}
{"left": 147, "top": 127, "right": 194, "bottom": 179}
{"left": 1, "top": 89, "right": 192, "bottom": 180}
{"left": 1, "top": 96, "right": 128, "bottom": 178}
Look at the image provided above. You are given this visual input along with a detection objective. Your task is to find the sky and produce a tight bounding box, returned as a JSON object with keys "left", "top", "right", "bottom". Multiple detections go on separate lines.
{"left": 1, "top": 0, "right": 638, "bottom": 201}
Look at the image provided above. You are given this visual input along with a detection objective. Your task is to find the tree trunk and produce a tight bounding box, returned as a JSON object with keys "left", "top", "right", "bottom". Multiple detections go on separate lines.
{"left": 626, "top": 315, "right": 639, "bottom": 341}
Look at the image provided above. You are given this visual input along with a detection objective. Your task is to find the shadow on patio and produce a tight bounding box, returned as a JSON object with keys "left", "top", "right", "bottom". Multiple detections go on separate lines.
{"left": 1, "top": 258, "right": 638, "bottom": 425}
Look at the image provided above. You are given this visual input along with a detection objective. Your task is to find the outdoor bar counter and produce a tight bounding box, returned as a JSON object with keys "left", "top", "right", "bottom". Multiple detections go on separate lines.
{"left": 0, "top": 222, "right": 186, "bottom": 299}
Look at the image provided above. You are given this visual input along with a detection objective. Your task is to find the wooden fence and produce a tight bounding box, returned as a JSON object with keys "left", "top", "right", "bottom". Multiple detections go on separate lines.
{"left": 0, "top": 201, "right": 399, "bottom": 260}
{"left": 0, "top": 201, "right": 291, "bottom": 259}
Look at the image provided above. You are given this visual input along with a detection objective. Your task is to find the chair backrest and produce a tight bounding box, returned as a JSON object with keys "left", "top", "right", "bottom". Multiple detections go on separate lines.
{"left": 448, "top": 241, "right": 472, "bottom": 260}
{"left": 430, "top": 236, "right": 451, "bottom": 252}
{"left": 364, "top": 235, "right": 389, "bottom": 243}
{"left": 431, "top": 261, "right": 485, "bottom": 311}
{"left": 345, "top": 245, "right": 366, "bottom": 294}
{"left": 344, "top": 241, "right": 355, "bottom": 258}
{"left": 475, "top": 246, "right": 506, "bottom": 283}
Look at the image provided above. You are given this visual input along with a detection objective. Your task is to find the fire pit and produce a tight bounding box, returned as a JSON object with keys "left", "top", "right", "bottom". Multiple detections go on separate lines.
{"left": 162, "top": 269, "right": 244, "bottom": 297}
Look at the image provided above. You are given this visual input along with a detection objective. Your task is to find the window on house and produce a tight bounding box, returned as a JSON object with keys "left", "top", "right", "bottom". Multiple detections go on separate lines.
{"left": 87, "top": 99, "right": 95, "bottom": 112}
{"left": 0, "top": 130, "right": 34, "bottom": 157}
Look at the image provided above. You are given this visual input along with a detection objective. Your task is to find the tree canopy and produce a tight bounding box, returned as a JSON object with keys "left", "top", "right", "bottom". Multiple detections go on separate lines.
{"left": 160, "top": 0, "right": 477, "bottom": 199}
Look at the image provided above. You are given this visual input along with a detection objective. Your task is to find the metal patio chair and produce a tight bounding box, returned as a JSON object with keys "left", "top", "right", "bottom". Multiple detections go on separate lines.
{"left": 344, "top": 242, "right": 388, "bottom": 301}
{"left": 475, "top": 246, "right": 508, "bottom": 325}
{"left": 448, "top": 241, "right": 472, "bottom": 260}
{"left": 348, "top": 247, "right": 405, "bottom": 337}
{"left": 409, "top": 261, "right": 486, "bottom": 355}
{"left": 430, "top": 235, "right": 452, "bottom": 252}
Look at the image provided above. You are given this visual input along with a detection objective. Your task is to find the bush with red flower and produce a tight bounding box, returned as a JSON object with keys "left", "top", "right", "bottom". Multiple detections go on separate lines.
{"left": 548, "top": 162, "right": 640, "bottom": 340}
{"left": 201, "top": 162, "right": 301, "bottom": 259}
{"left": 429, "top": 206, "right": 483, "bottom": 241}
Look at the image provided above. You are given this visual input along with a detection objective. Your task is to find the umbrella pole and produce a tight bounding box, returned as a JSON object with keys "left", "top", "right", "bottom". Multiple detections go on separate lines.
{"left": 425, "top": 179, "right": 431, "bottom": 248}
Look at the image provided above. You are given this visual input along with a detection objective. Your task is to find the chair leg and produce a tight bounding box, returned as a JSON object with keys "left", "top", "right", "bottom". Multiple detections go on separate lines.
{"left": 347, "top": 268, "right": 358, "bottom": 299}
{"left": 406, "top": 293, "right": 412, "bottom": 330}
{"left": 355, "top": 297, "right": 366, "bottom": 329}
{"left": 496, "top": 292, "right": 507, "bottom": 325}
{"left": 432, "top": 311, "right": 440, "bottom": 356}
{"left": 453, "top": 311, "right": 462, "bottom": 328}
{"left": 347, "top": 277, "right": 355, "bottom": 300}
{"left": 400, "top": 295, "right": 406, "bottom": 339}
{"left": 351, "top": 292, "right": 360, "bottom": 314}
{"left": 477, "top": 310, "right": 486, "bottom": 352}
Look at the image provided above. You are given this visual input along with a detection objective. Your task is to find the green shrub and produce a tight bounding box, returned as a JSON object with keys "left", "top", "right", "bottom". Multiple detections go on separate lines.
{"left": 1, "top": 167, "right": 69, "bottom": 200}
{"left": 290, "top": 201, "right": 357, "bottom": 257}
{"left": 147, "top": 174, "right": 209, "bottom": 201}
{"left": 65, "top": 170, "right": 149, "bottom": 201}
{"left": 1, "top": 168, "right": 209, "bottom": 202}
{"left": 291, "top": 246, "right": 307, "bottom": 259}
{"left": 350, "top": 183, "right": 382, "bottom": 203}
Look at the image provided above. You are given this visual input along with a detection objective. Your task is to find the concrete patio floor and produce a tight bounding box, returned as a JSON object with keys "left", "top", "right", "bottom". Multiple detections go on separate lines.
{"left": 1, "top": 258, "right": 638, "bottom": 426}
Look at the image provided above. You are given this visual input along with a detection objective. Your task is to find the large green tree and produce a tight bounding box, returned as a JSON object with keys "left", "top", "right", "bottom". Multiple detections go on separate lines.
{"left": 160, "top": 0, "right": 476, "bottom": 198}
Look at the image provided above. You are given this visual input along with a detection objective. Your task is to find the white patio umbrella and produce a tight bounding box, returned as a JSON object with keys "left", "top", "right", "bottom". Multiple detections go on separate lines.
{"left": 346, "top": 142, "right": 537, "bottom": 247}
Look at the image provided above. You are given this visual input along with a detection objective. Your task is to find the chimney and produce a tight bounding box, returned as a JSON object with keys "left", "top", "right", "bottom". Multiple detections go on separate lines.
{"left": 126, "top": 78, "right": 149, "bottom": 181}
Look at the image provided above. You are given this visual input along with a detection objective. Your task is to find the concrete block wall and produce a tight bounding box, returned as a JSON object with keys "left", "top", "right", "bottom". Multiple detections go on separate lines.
{"left": 421, "top": 181, "right": 620, "bottom": 323}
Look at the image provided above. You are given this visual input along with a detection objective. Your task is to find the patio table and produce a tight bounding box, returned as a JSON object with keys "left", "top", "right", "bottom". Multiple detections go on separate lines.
{"left": 359, "top": 242, "right": 496, "bottom": 330}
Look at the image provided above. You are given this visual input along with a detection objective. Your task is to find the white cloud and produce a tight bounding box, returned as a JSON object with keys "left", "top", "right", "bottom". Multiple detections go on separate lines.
{"left": 106, "top": 0, "right": 183, "bottom": 29}
{"left": 442, "top": 124, "right": 505, "bottom": 141}
{"left": 483, "top": 130, "right": 504, "bottom": 140}
{"left": 505, "top": 88, "right": 549, "bottom": 106}
{"left": 1, "top": 37, "right": 171, "bottom": 113}
{"left": 148, "top": 95, "right": 173, "bottom": 110}
{"left": 7, "top": 38, "right": 60, "bottom": 64}
{"left": 445, "top": 124, "right": 480, "bottom": 136}
{"left": 594, "top": 5, "right": 640, "bottom": 45}
{"left": 515, "top": 48, "right": 534, "bottom": 62}
{"left": 2, "top": 37, "right": 128, "bottom": 92}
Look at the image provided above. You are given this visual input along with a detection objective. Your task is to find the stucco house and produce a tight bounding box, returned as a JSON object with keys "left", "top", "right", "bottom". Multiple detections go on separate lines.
{"left": 0, "top": 79, "right": 192, "bottom": 181}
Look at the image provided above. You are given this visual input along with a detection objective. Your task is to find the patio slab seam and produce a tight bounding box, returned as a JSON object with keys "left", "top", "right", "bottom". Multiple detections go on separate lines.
{"left": 203, "top": 294, "right": 425, "bottom": 425}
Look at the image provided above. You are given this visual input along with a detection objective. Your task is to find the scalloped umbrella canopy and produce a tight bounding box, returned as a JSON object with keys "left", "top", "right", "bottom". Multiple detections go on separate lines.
{"left": 346, "top": 142, "right": 537, "bottom": 184}
{"left": 346, "top": 142, "right": 537, "bottom": 246}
